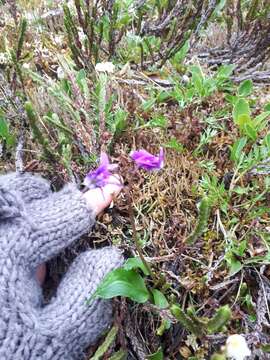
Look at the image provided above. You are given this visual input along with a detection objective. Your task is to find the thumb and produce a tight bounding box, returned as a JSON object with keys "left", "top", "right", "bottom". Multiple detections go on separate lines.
{"left": 83, "top": 175, "right": 123, "bottom": 215}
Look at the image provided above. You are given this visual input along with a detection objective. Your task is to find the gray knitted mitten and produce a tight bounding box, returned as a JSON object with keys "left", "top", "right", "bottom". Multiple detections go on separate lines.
{"left": 0, "top": 172, "right": 123, "bottom": 359}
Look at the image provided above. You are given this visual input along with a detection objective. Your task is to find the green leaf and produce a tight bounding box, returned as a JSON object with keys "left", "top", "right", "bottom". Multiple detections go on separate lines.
{"left": 93, "top": 268, "right": 150, "bottom": 303}
{"left": 216, "top": 64, "right": 235, "bottom": 79}
{"left": 90, "top": 326, "right": 118, "bottom": 360}
{"left": 230, "top": 260, "right": 242, "bottom": 276}
{"left": 152, "top": 289, "right": 169, "bottom": 309}
{"left": 186, "top": 197, "right": 211, "bottom": 245}
{"left": 147, "top": 348, "right": 164, "bottom": 360}
{"left": 191, "top": 70, "right": 204, "bottom": 97}
{"left": 164, "top": 138, "right": 184, "bottom": 153}
{"left": 170, "top": 304, "right": 203, "bottom": 336}
{"left": 238, "top": 79, "right": 253, "bottom": 97}
{"left": 142, "top": 98, "right": 156, "bottom": 112}
{"left": 172, "top": 40, "right": 190, "bottom": 64}
{"left": 123, "top": 257, "right": 150, "bottom": 276}
{"left": 225, "top": 94, "right": 237, "bottom": 105}
{"left": 233, "top": 240, "right": 247, "bottom": 257}
{"left": 156, "top": 319, "right": 171, "bottom": 336}
{"left": 261, "top": 344, "right": 270, "bottom": 353}
{"left": 225, "top": 252, "right": 243, "bottom": 276}
{"left": 254, "top": 112, "right": 270, "bottom": 130}
{"left": 233, "top": 99, "right": 250, "bottom": 125}
{"left": 211, "top": 353, "right": 226, "bottom": 360}
{"left": 243, "top": 123, "right": 257, "bottom": 141}
{"left": 237, "top": 114, "right": 252, "bottom": 128}
{"left": 114, "top": 108, "right": 128, "bottom": 136}
{"left": 156, "top": 91, "right": 171, "bottom": 103}
{"left": 263, "top": 133, "right": 270, "bottom": 149}
{"left": 0, "top": 117, "right": 9, "bottom": 138}
{"left": 264, "top": 103, "right": 270, "bottom": 112}
{"left": 232, "top": 186, "right": 249, "bottom": 195}
{"left": 230, "top": 137, "right": 247, "bottom": 162}
{"left": 148, "top": 115, "right": 167, "bottom": 128}
{"left": 207, "top": 305, "right": 232, "bottom": 334}
{"left": 108, "top": 350, "right": 127, "bottom": 360}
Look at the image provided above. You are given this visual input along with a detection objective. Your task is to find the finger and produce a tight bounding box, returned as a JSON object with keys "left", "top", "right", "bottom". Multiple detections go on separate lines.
{"left": 35, "top": 264, "right": 47, "bottom": 285}
{"left": 83, "top": 175, "right": 123, "bottom": 215}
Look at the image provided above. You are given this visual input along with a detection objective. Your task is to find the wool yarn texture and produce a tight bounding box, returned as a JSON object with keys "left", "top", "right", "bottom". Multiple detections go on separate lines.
{"left": 0, "top": 172, "right": 123, "bottom": 359}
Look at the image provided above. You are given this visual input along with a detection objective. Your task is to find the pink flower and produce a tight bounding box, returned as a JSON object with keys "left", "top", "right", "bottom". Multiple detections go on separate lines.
{"left": 84, "top": 152, "right": 118, "bottom": 189}
{"left": 130, "top": 148, "right": 164, "bottom": 171}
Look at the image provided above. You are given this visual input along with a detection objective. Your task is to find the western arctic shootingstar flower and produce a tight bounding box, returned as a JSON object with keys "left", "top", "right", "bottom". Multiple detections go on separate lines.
{"left": 84, "top": 152, "right": 118, "bottom": 189}
{"left": 130, "top": 148, "right": 164, "bottom": 171}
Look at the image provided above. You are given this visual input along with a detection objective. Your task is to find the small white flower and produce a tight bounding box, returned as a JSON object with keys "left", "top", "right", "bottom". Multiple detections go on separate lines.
{"left": 54, "top": 35, "right": 64, "bottom": 46}
{"left": 182, "top": 75, "right": 190, "bottom": 83}
{"left": 95, "top": 62, "right": 115, "bottom": 73}
{"left": 57, "top": 66, "right": 65, "bottom": 80}
{"left": 226, "top": 334, "right": 251, "bottom": 360}
{"left": 78, "top": 30, "right": 87, "bottom": 44}
{"left": 22, "top": 63, "right": 30, "bottom": 70}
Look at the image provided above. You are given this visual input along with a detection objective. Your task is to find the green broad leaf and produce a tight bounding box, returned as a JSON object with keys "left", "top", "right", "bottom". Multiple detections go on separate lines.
{"left": 229, "top": 259, "right": 242, "bottom": 276}
{"left": 114, "top": 108, "right": 128, "bottom": 136}
{"left": 233, "top": 99, "right": 250, "bottom": 125}
{"left": 147, "top": 348, "right": 164, "bottom": 360}
{"left": 254, "top": 112, "right": 270, "bottom": 130}
{"left": 93, "top": 268, "right": 150, "bottom": 303}
{"left": 216, "top": 64, "right": 235, "bottom": 79}
{"left": 210, "top": 354, "right": 226, "bottom": 360}
{"left": 172, "top": 40, "right": 189, "bottom": 64}
{"left": 230, "top": 137, "right": 247, "bottom": 162}
{"left": 236, "top": 114, "right": 252, "bottom": 129}
{"left": 157, "top": 91, "right": 171, "bottom": 103}
{"left": 0, "top": 117, "right": 15, "bottom": 147}
{"left": 156, "top": 319, "right": 171, "bottom": 336}
{"left": 233, "top": 240, "right": 247, "bottom": 257}
{"left": 123, "top": 257, "right": 150, "bottom": 275}
{"left": 238, "top": 79, "right": 253, "bottom": 97}
{"left": 108, "top": 349, "right": 127, "bottom": 360}
{"left": 142, "top": 98, "right": 156, "bottom": 112}
{"left": 90, "top": 325, "right": 118, "bottom": 360}
{"left": 243, "top": 123, "right": 257, "bottom": 141}
{"left": 213, "top": 0, "right": 226, "bottom": 13}
{"left": 263, "top": 133, "right": 270, "bottom": 149}
{"left": 152, "top": 289, "right": 169, "bottom": 309}
{"left": 264, "top": 103, "right": 270, "bottom": 112}
{"left": 164, "top": 138, "right": 184, "bottom": 153}
{"left": 261, "top": 344, "right": 270, "bottom": 353}
{"left": 0, "top": 117, "right": 9, "bottom": 138}
{"left": 191, "top": 71, "right": 204, "bottom": 97}
{"left": 225, "top": 94, "right": 237, "bottom": 105}
{"left": 76, "top": 69, "right": 87, "bottom": 84}
{"left": 76, "top": 69, "right": 90, "bottom": 98}
{"left": 207, "top": 305, "right": 232, "bottom": 333}
{"left": 148, "top": 115, "right": 167, "bottom": 128}
{"left": 6, "top": 134, "right": 16, "bottom": 147}
{"left": 232, "top": 186, "right": 249, "bottom": 195}
{"left": 225, "top": 252, "right": 243, "bottom": 276}
{"left": 118, "top": 13, "right": 132, "bottom": 27}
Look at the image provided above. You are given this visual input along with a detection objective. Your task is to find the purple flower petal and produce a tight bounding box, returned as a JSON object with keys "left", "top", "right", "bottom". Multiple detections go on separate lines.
{"left": 130, "top": 148, "right": 165, "bottom": 171}
{"left": 84, "top": 152, "right": 118, "bottom": 189}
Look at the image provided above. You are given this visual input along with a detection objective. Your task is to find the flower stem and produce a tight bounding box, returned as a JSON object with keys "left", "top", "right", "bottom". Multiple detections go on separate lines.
{"left": 124, "top": 185, "right": 154, "bottom": 279}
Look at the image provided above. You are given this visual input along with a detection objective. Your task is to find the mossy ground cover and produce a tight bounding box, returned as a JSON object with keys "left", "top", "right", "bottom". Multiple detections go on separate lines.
{"left": 0, "top": 1, "right": 270, "bottom": 359}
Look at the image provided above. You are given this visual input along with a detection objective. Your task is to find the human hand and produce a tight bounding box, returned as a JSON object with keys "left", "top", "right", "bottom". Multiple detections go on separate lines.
{"left": 36, "top": 174, "right": 122, "bottom": 285}
{"left": 0, "top": 172, "right": 123, "bottom": 358}
{"left": 83, "top": 174, "right": 123, "bottom": 215}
